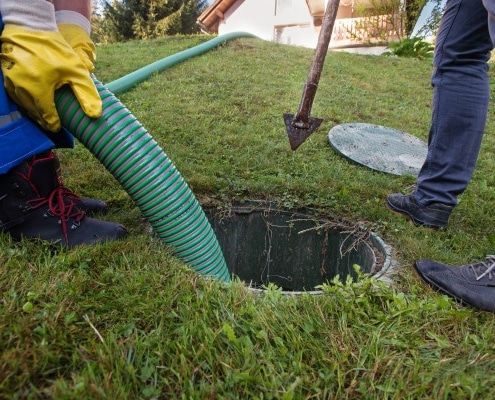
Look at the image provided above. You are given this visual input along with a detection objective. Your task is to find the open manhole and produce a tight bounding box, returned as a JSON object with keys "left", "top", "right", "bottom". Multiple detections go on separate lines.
{"left": 204, "top": 202, "right": 393, "bottom": 293}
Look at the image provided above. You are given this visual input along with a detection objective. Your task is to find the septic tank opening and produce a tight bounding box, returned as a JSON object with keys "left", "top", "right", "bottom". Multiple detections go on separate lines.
{"left": 203, "top": 201, "right": 393, "bottom": 293}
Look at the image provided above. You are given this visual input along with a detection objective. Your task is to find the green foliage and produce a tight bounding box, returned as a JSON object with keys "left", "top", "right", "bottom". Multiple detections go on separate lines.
{"left": 351, "top": 0, "right": 440, "bottom": 44}
{"left": 352, "top": 0, "right": 426, "bottom": 43}
{"left": 383, "top": 37, "right": 434, "bottom": 59}
{"left": 413, "top": 0, "right": 445, "bottom": 39}
{"left": 95, "top": 0, "right": 208, "bottom": 43}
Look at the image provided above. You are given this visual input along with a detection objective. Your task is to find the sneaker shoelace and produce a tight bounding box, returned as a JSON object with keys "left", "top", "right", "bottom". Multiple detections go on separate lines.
{"left": 472, "top": 255, "right": 495, "bottom": 281}
{"left": 27, "top": 186, "right": 85, "bottom": 244}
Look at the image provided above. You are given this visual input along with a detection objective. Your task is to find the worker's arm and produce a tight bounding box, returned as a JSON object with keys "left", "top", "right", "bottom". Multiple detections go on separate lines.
{"left": 0, "top": 0, "right": 101, "bottom": 132}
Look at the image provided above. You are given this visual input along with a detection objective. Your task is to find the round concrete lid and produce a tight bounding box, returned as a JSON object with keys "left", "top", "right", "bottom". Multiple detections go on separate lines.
{"left": 328, "top": 123, "right": 427, "bottom": 176}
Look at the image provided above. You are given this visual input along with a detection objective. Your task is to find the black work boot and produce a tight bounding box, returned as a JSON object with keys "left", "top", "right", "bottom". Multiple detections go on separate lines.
{"left": 414, "top": 257, "right": 495, "bottom": 312}
{"left": 77, "top": 196, "right": 109, "bottom": 215}
{"left": 46, "top": 151, "right": 109, "bottom": 215}
{"left": 386, "top": 193, "right": 453, "bottom": 230}
{"left": 0, "top": 151, "right": 127, "bottom": 248}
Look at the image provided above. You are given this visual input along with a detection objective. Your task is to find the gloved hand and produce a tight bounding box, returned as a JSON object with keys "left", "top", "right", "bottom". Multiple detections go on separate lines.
{"left": 0, "top": 1, "right": 102, "bottom": 132}
{"left": 58, "top": 24, "right": 97, "bottom": 73}
{"left": 56, "top": 10, "right": 97, "bottom": 72}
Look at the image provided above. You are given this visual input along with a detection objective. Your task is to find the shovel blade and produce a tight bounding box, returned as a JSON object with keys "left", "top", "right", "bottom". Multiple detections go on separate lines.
{"left": 284, "top": 113, "right": 323, "bottom": 151}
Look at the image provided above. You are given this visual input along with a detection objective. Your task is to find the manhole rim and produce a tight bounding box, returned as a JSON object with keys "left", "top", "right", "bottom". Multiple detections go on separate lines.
{"left": 204, "top": 200, "right": 396, "bottom": 294}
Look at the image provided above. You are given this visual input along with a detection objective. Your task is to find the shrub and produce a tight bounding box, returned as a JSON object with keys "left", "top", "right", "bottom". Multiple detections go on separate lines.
{"left": 383, "top": 37, "right": 434, "bottom": 59}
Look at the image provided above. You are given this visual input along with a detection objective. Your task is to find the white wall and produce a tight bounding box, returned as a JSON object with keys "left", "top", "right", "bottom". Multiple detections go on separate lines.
{"left": 218, "top": 0, "right": 276, "bottom": 40}
{"left": 217, "top": 0, "right": 313, "bottom": 42}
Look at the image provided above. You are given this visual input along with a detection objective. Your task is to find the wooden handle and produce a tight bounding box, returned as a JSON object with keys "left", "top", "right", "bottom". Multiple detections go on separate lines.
{"left": 293, "top": 0, "right": 340, "bottom": 124}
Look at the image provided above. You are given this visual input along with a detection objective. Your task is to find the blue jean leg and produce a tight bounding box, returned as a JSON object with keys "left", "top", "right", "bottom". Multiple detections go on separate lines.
{"left": 415, "top": 0, "right": 493, "bottom": 206}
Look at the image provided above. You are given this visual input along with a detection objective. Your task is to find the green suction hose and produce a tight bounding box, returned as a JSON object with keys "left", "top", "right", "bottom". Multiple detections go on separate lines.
{"left": 54, "top": 33, "right": 259, "bottom": 282}
{"left": 55, "top": 78, "right": 230, "bottom": 282}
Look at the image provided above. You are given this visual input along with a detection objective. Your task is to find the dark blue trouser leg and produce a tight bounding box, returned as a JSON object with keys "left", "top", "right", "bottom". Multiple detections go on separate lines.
{"left": 415, "top": 0, "right": 493, "bottom": 206}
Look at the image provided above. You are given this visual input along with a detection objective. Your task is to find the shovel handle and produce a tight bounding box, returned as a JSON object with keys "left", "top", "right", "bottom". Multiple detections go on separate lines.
{"left": 293, "top": 0, "right": 340, "bottom": 125}
{"left": 308, "top": 0, "right": 340, "bottom": 84}
{"left": 292, "top": 83, "right": 318, "bottom": 128}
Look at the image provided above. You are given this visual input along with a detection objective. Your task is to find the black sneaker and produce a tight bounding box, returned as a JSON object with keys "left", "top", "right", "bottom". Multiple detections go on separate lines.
{"left": 414, "top": 257, "right": 495, "bottom": 312}
{"left": 386, "top": 193, "right": 453, "bottom": 230}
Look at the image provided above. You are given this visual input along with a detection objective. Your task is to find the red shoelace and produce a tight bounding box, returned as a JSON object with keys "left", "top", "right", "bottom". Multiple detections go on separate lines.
{"left": 27, "top": 186, "right": 86, "bottom": 244}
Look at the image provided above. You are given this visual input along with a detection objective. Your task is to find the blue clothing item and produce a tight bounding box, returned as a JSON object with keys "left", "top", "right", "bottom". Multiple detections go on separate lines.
{"left": 415, "top": 0, "right": 494, "bottom": 206}
{"left": 0, "top": 16, "right": 74, "bottom": 174}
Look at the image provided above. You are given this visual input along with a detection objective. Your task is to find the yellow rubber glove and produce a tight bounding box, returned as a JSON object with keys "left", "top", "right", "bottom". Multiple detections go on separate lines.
{"left": 58, "top": 24, "right": 97, "bottom": 73}
{"left": 0, "top": 26, "right": 102, "bottom": 133}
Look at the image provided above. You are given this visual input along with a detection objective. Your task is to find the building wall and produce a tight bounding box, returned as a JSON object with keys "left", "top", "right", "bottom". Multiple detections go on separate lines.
{"left": 274, "top": 0, "right": 317, "bottom": 47}
{"left": 218, "top": 0, "right": 278, "bottom": 41}
{"left": 215, "top": 0, "right": 398, "bottom": 49}
{"left": 217, "top": 0, "right": 317, "bottom": 46}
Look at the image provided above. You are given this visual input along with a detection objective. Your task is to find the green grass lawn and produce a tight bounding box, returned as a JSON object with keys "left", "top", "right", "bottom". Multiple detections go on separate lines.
{"left": 2, "top": 35, "right": 495, "bottom": 399}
